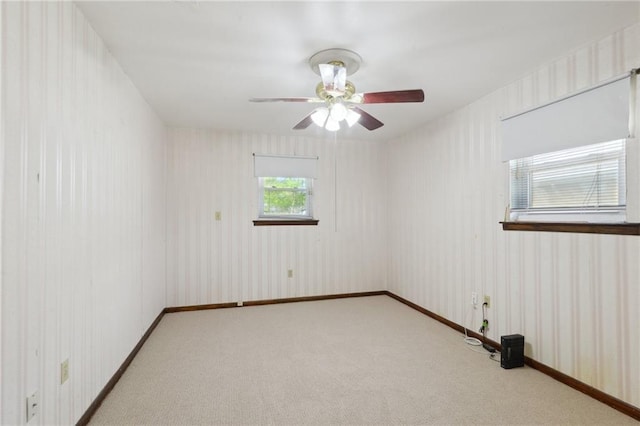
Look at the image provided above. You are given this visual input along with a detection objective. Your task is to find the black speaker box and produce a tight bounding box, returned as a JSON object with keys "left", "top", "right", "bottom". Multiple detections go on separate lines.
{"left": 501, "top": 334, "right": 524, "bottom": 369}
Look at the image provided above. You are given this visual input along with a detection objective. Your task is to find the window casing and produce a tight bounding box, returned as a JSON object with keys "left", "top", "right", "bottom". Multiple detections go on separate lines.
{"left": 501, "top": 71, "right": 637, "bottom": 226}
{"left": 258, "top": 177, "right": 313, "bottom": 219}
{"left": 509, "top": 139, "right": 626, "bottom": 223}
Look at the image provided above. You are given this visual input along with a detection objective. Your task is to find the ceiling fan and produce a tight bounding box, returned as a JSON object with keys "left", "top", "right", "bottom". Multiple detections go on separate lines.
{"left": 249, "top": 48, "right": 425, "bottom": 132}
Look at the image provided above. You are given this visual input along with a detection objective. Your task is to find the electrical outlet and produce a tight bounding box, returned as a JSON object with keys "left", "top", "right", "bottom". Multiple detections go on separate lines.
{"left": 484, "top": 295, "right": 491, "bottom": 308}
{"left": 287, "top": 269, "right": 293, "bottom": 278}
{"left": 26, "top": 391, "right": 38, "bottom": 421}
{"left": 214, "top": 211, "right": 222, "bottom": 221}
{"left": 60, "top": 359, "right": 69, "bottom": 384}
{"left": 471, "top": 292, "right": 478, "bottom": 306}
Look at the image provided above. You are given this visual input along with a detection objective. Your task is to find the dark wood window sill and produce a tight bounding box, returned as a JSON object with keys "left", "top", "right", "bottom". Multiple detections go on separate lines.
{"left": 500, "top": 221, "right": 640, "bottom": 235}
{"left": 253, "top": 219, "right": 319, "bottom": 227}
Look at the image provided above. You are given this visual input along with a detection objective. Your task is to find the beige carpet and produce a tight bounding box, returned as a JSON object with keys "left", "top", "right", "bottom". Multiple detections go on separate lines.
{"left": 88, "top": 295, "right": 636, "bottom": 425}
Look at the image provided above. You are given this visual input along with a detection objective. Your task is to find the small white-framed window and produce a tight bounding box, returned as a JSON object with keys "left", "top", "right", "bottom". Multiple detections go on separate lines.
{"left": 509, "top": 140, "right": 626, "bottom": 222}
{"left": 258, "top": 177, "right": 313, "bottom": 219}
{"left": 253, "top": 153, "right": 318, "bottom": 221}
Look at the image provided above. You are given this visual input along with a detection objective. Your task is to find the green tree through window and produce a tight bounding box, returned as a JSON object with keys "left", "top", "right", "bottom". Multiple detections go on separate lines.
{"left": 262, "top": 177, "right": 309, "bottom": 216}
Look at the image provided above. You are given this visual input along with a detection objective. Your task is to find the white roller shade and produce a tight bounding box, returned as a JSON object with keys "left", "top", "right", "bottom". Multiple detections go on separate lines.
{"left": 253, "top": 154, "right": 318, "bottom": 178}
{"left": 501, "top": 74, "right": 631, "bottom": 161}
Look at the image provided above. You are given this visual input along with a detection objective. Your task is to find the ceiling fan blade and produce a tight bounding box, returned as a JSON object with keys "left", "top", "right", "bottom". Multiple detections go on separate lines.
{"left": 293, "top": 113, "right": 314, "bottom": 130}
{"left": 360, "top": 89, "right": 425, "bottom": 104}
{"left": 249, "top": 97, "right": 324, "bottom": 103}
{"left": 352, "top": 107, "right": 384, "bottom": 130}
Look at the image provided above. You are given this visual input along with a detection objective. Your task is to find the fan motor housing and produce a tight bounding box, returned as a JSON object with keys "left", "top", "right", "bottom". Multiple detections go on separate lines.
{"left": 315, "top": 81, "right": 356, "bottom": 101}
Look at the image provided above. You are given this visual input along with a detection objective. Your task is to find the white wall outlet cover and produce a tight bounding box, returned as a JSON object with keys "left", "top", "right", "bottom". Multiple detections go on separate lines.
{"left": 27, "top": 391, "right": 38, "bottom": 421}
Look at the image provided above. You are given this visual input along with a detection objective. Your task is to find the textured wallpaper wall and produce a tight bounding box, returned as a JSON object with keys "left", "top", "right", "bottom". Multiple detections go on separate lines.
{"left": 387, "top": 23, "right": 640, "bottom": 408}
{"left": 1, "top": 2, "right": 167, "bottom": 424}
{"left": 166, "top": 128, "right": 388, "bottom": 307}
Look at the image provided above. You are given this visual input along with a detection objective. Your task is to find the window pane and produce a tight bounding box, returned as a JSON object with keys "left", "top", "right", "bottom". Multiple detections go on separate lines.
{"left": 510, "top": 139, "right": 625, "bottom": 214}
{"left": 262, "top": 177, "right": 309, "bottom": 216}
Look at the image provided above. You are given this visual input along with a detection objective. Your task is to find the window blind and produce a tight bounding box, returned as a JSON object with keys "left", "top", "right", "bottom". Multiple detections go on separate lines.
{"left": 501, "top": 74, "right": 632, "bottom": 161}
{"left": 253, "top": 154, "right": 318, "bottom": 178}
{"left": 510, "top": 139, "right": 626, "bottom": 212}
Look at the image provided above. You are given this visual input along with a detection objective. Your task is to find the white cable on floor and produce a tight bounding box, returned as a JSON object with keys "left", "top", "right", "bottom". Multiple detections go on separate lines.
{"left": 463, "top": 303, "right": 482, "bottom": 346}
{"left": 462, "top": 302, "right": 502, "bottom": 361}
{"left": 464, "top": 329, "right": 482, "bottom": 346}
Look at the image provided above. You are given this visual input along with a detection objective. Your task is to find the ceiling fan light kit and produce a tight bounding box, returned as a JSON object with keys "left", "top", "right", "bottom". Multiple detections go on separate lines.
{"left": 309, "top": 103, "right": 362, "bottom": 132}
{"left": 324, "top": 116, "right": 341, "bottom": 132}
{"left": 330, "top": 102, "right": 348, "bottom": 121}
{"left": 345, "top": 109, "right": 361, "bottom": 127}
{"left": 250, "top": 48, "right": 425, "bottom": 132}
{"left": 311, "top": 108, "right": 329, "bottom": 127}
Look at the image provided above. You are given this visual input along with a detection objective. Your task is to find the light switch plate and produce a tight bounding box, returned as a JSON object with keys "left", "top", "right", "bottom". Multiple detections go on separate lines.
{"left": 61, "top": 359, "right": 69, "bottom": 384}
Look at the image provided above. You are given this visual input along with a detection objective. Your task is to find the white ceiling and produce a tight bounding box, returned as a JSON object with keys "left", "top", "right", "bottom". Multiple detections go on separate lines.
{"left": 76, "top": 1, "right": 640, "bottom": 142}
